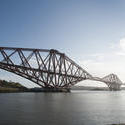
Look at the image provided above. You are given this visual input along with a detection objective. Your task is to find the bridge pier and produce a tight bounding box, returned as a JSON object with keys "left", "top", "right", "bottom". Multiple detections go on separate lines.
{"left": 108, "top": 83, "right": 121, "bottom": 91}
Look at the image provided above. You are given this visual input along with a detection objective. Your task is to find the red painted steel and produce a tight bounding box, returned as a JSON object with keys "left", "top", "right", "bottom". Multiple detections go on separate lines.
{"left": 0, "top": 47, "right": 92, "bottom": 88}
{"left": 0, "top": 47, "right": 122, "bottom": 90}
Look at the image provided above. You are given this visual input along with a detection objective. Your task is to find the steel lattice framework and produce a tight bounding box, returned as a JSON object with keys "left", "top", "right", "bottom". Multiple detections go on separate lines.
{"left": 91, "top": 74, "right": 123, "bottom": 90}
{"left": 101, "top": 74, "right": 122, "bottom": 85}
{"left": 101, "top": 74, "right": 122, "bottom": 90}
{"left": 0, "top": 47, "right": 92, "bottom": 88}
{"left": 0, "top": 47, "right": 123, "bottom": 90}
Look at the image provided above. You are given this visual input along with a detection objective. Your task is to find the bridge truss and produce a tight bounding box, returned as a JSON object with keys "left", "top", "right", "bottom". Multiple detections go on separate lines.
{"left": 0, "top": 47, "right": 92, "bottom": 89}
{"left": 91, "top": 74, "right": 123, "bottom": 91}
{"left": 0, "top": 47, "right": 123, "bottom": 91}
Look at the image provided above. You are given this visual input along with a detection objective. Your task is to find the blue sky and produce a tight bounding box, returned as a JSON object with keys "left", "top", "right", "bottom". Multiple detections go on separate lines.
{"left": 1, "top": 0, "right": 125, "bottom": 87}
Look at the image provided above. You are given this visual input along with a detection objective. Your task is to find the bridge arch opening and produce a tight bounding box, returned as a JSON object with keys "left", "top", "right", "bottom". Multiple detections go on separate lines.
{"left": 0, "top": 69, "right": 40, "bottom": 88}
{"left": 75, "top": 80, "right": 108, "bottom": 89}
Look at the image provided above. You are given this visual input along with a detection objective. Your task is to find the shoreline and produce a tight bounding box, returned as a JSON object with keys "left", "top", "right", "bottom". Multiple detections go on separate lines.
{"left": 0, "top": 88, "right": 124, "bottom": 93}
{"left": 0, "top": 87, "right": 71, "bottom": 93}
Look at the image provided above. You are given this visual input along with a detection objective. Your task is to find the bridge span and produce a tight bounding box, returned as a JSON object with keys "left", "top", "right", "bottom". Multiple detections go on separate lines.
{"left": 0, "top": 47, "right": 123, "bottom": 91}
{"left": 90, "top": 74, "right": 122, "bottom": 91}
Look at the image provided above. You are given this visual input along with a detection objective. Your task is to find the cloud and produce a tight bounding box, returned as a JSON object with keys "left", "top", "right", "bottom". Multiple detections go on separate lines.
{"left": 113, "top": 37, "right": 125, "bottom": 56}
{"left": 78, "top": 37, "right": 125, "bottom": 86}
{"left": 78, "top": 58, "right": 125, "bottom": 87}
{"left": 109, "top": 42, "right": 119, "bottom": 49}
{"left": 90, "top": 53, "right": 105, "bottom": 61}
{"left": 115, "top": 51, "right": 125, "bottom": 56}
{"left": 120, "top": 38, "right": 125, "bottom": 51}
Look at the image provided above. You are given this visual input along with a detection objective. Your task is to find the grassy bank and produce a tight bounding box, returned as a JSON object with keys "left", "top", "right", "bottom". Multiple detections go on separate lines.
{"left": 0, "top": 87, "right": 23, "bottom": 93}
{"left": 0, "top": 80, "right": 28, "bottom": 93}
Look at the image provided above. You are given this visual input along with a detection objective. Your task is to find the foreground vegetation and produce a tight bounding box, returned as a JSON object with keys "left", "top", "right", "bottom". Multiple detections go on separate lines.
{"left": 0, "top": 80, "right": 28, "bottom": 92}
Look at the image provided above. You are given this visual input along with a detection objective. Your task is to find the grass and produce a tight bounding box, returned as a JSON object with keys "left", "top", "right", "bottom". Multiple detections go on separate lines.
{"left": 0, "top": 87, "right": 20, "bottom": 92}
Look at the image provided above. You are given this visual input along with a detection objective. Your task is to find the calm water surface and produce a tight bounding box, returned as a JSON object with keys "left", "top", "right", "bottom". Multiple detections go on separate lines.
{"left": 0, "top": 90, "right": 125, "bottom": 125}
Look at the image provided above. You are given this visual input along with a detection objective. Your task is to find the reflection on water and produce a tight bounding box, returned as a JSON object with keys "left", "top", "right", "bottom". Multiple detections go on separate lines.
{"left": 0, "top": 90, "right": 125, "bottom": 125}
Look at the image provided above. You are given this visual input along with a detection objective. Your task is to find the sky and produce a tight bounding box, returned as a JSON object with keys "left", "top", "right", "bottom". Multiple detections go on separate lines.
{"left": 0, "top": 0, "right": 125, "bottom": 87}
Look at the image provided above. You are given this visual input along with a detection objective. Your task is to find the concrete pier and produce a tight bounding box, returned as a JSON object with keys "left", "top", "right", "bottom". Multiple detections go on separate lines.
{"left": 108, "top": 83, "right": 121, "bottom": 91}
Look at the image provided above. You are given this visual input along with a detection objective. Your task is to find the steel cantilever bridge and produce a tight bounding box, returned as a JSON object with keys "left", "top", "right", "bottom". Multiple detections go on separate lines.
{"left": 0, "top": 47, "right": 123, "bottom": 91}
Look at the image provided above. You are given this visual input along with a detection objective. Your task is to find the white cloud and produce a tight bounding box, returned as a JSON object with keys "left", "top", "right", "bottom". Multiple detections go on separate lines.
{"left": 90, "top": 53, "right": 105, "bottom": 61}
{"left": 113, "top": 37, "right": 125, "bottom": 56}
{"left": 115, "top": 51, "right": 125, "bottom": 56}
{"left": 78, "top": 58, "right": 125, "bottom": 87}
{"left": 120, "top": 38, "right": 125, "bottom": 51}
{"left": 78, "top": 37, "right": 125, "bottom": 87}
{"left": 109, "top": 42, "right": 119, "bottom": 49}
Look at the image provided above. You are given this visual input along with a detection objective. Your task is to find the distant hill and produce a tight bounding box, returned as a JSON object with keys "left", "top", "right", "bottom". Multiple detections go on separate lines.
{"left": 71, "top": 86, "right": 125, "bottom": 91}
{"left": 71, "top": 86, "right": 109, "bottom": 91}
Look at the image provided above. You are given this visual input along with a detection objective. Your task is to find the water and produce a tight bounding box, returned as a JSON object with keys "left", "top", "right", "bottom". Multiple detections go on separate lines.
{"left": 0, "top": 91, "right": 125, "bottom": 125}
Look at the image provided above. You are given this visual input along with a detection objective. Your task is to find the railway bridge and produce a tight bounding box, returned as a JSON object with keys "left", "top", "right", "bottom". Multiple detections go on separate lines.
{"left": 0, "top": 47, "right": 123, "bottom": 91}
